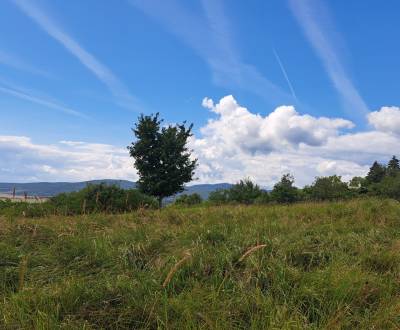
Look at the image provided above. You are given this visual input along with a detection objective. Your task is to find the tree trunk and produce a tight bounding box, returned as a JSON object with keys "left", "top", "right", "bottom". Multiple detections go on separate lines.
{"left": 158, "top": 196, "right": 163, "bottom": 209}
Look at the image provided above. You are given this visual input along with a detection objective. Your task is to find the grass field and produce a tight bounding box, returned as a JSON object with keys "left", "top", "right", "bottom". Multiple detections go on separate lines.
{"left": 1, "top": 198, "right": 400, "bottom": 329}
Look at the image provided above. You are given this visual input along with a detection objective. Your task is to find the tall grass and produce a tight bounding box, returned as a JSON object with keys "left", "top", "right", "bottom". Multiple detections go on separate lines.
{"left": 1, "top": 198, "right": 400, "bottom": 329}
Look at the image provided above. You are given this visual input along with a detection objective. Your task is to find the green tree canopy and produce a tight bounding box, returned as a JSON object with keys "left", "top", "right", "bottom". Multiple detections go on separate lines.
{"left": 366, "top": 161, "right": 386, "bottom": 184}
{"left": 128, "top": 113, "right": 197, "bottom": 207}
{"left": 270, "top": 174, "right": 298, "bottom": 204}
{"left": 387, "top": 156, "right": 400, "bottom": 176}
{"left": 228, "top": 179, "right": 263, "bottom": 204}
{"left": 305, "top": 175, "right": 350, "bottom": 201}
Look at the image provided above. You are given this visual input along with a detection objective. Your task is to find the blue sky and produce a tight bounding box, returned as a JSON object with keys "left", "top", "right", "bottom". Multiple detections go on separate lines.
{"left": 1, "top": 0, "right": 400, "bottom": 186}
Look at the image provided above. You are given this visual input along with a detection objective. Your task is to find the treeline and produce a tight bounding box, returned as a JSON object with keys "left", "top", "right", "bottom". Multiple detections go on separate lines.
{"left": 175, "top": 156, "right": 400, "bottom": 206}
{"left": 2, "top": 156, "right": 400, "bottom": 216}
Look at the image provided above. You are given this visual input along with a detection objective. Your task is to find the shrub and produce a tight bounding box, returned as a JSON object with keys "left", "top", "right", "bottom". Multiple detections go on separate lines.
{"left": 304, "top": 175, "right": 351, "bottom": 201}
{"left": 254, "top": 191, "right": 270, "bottom": 204}
{"left": 50, "top": 184, "right": 157, "bottom": 214}
{"left": 228, "top": 179, "right": 263, "bottom": 204}
{"left": 0, "top": 184, "right": 157, "bottom": 218}
{"left": 373, "top": 174, "right": 400, "bottom": 200}
{"left": 270, "top": 174, "right": 299, "bottom": 204}
{"left": 208, "top": 179, "right": 263, "bottom": 205}
{"left": 208, "top": 189, "right": 230, "bottom": 205}
{"left": 174, "top": 193, "right": 203, "bottom": 206}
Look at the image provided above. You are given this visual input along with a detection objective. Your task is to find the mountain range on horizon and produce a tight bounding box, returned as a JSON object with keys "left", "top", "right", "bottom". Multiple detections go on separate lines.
{"left": 0, "top": 180, "right": 232, "bottom": 200}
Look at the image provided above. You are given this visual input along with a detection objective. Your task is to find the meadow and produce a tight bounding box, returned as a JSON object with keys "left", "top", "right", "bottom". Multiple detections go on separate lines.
{"left": 1, "top": 198, "right": 400, "bottom": 329}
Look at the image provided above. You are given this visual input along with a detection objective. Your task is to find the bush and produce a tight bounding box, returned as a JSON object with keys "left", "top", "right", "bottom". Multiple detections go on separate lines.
{"left": 50, "top": 184, "right": 157, "bottom": 215}
{"left": 228, "top": 179, "right": 263, "bottom": 204}
{"left": 208, "top": 179, "right": 264, "bottom": 205}
{"left": 373, "top": 174, "right": 400, "bottom": 200}
{"left": 0, "top": 184, "right": 157, "bottom": 218}
{"left": 254, "top": 191, "right": 270, "bottom": 204}
{"left": 174, "top": 193, "right": 203, "bottom": 206}
{"left": 303, "top": 175, "right": 351, "bottom": 201}
{"left": 270, "top": 174, "right": 299, "bottom": 204}
{"left": 208, "top": 189, "right": 230, "bottom": 205}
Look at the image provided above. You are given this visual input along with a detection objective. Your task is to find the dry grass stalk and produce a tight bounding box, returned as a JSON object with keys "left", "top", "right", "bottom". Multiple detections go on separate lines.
{"left": 82, "top": 199, "right": 87, "bottom": 215}
{"left": 196, "top": 312, "right": 214, "bottom": 329}
{"left": 18, "top": 256, "right": 28, "bottom": 291}
{"left": 162, "top": 252, "right": 191, "bottom": 287}
{"left": 238, "top": 244, "right": 267, "bottom": 262}
{"left": 125, "top": 192, "right": 129, "bottom": 207}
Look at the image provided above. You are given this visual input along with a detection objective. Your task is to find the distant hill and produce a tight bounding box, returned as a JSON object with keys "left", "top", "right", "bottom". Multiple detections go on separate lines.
{"left": 0, "top": 180, "right": 232, "bottom": 200}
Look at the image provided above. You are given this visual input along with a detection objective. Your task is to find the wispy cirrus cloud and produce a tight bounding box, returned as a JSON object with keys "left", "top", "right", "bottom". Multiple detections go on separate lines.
{"left": 0, "top": 80, "right": 87, "bottom": 119}
{"left": 12, "top": 0, "right": 141, "bottom": 111}
{"left": 288, "top": 0, "right": 368, "bottom": 117}
{"left": 130, "top": 0, "right": 291, "bottom": 104}
{"left": 0, "top": 50, "right": 51, "bottom": 78}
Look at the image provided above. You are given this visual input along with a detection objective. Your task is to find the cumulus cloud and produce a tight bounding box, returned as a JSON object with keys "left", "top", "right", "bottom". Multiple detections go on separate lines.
{"left": 198, "top": 95, "right": 353, "bottom": 155}
{"left": 190, "top": 96, "right": 400, "bottom": 187}
{"left": 3, "top": 96, "right": 400, "bottom": 188}
{"left": 0, "top": 136, "right": 137, "bottom": 183}
{"left": 367, "top": 107, "right": 400, "bottom": 135}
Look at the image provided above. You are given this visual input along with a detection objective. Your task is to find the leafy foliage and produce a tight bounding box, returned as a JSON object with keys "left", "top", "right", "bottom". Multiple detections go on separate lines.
{"left": 304, "top": 175, "right": 351, "bottom": 201}
{"left": 128, "top": 113, "right": 197, "bottom": 206}
{"left": 387, "top": 155, "right": 400, "bottom": 176}
{"left": 366, "top": 161, "right": 386, "bottom": 184}
{"left": 174, "top": 193, "right": 203, "bottom": 206}
{"left": 50, "top": 183, "right": 157, "bottom": 214}
{"left": 0, "top": 184, "right": 157, "bottom": 218}
{"left": 228, "top": 179, "right": 263, "bottom": 204}
{"left": 208, "top": 189, "right": 230, "bottom": 205}
{"left": 270, "top": 174, "right": 299, "bottom": 203}
{"left": 208, "top": 179, "right": 263, "bottom": 204}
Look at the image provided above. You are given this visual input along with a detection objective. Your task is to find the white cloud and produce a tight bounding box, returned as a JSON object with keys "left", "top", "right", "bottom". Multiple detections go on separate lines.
{"left": 3, "top": 96, "right": 400, "bottom": 188}
{"left": 0, "top": 136, "right": 136, "bottom": 183}
{"left": 368, "top": 107, "right": 400, "bottom": 135}
{"left": 190, "top": 96, "right": 400, "bottom": 187}
{"left": 12, "top": 0, "right": 141, "bottom": 111}
{"left": 196, "top": 95, "right": 353, "bottom": 156}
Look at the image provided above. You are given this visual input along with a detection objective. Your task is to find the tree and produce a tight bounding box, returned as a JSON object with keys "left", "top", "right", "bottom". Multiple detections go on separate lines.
{"left": 270, "top": 174, "right": 298, "bottom": 204}
{"left": 305, "top": 175, "right": 350, "bottom": 201}
{"left": 228, "top": 178, "right": 263, "bottom": 204}
{"left": 375, "top": 175, "right": 400, "bottom": 200}
{"left": 348, "top": 176, "right": 368, "bottom": 194}
{"left": 387, "top": 156, "right": 400, "bottom": 176}
{"left": 365, "top": 161, "right": 386, "bottom": 184}
{"left": 128, "top": 113, "right": 197, "bottom": 207}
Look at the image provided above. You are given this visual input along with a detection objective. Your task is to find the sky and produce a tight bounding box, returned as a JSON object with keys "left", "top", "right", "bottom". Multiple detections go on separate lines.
{"left": 1, "top": 0, "right": 400, "bottom": 187}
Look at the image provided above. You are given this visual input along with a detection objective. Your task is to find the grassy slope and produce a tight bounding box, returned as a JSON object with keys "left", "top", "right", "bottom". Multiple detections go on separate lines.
{"left": 1, "top": 199, "right": 400, "bottom": 329}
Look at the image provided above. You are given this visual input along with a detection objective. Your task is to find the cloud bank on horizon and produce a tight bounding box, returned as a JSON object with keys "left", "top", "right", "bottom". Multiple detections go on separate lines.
{"left": 1, "top": 95, "right": 399, "bottom": 187}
